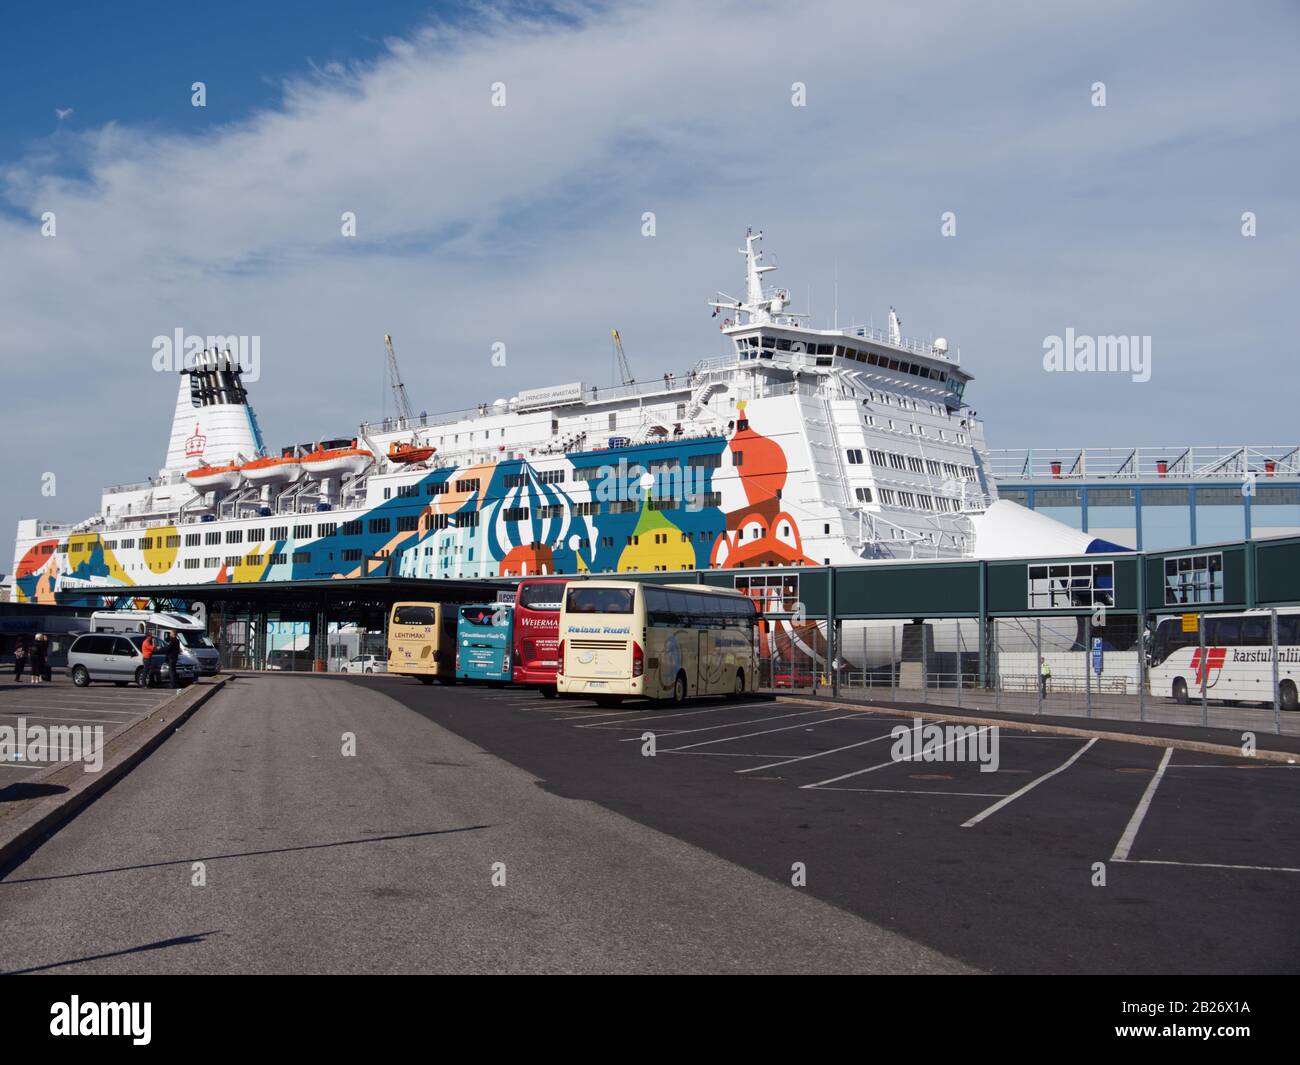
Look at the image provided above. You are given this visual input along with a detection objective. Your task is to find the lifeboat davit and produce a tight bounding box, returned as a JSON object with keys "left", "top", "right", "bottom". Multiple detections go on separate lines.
{"left": 185, "top": 463, "right": 243, "bottom": 491}
{"left": 388, "top": 441, "right": 436, "bottom": 464}
{"left": 301, "top": 441, "right": 374, "bottom": 477}
{"left": 240, "top": 454, "right": 303, "bottom": 484}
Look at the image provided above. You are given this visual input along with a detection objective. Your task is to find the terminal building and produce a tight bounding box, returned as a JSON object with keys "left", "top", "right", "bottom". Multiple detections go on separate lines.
{"left": 987, "top": 445, "right": 1300, "bottom": 551}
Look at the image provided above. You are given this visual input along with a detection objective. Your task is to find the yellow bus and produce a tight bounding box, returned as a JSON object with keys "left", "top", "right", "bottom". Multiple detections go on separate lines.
{"left": 557, "top": 581, "right": 758, "bottom": 707}
{"left": 387, "top": 602, "right": 458, "bottom": 684}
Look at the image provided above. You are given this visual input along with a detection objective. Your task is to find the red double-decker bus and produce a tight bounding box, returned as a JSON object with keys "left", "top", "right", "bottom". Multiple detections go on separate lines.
{"left": 512, "top": 577, "right": 573, "bottom": 697}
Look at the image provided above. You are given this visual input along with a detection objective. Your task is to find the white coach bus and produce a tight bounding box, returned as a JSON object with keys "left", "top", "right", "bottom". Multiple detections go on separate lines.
{"left": 556, "top": 581, "right": 758, "bottom": 707}
{"left": 1147, "top": 607, "right": 1299, "bottom": 711}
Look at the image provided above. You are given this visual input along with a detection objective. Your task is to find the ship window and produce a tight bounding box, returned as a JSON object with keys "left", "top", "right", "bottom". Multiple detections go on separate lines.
{"left": 316, "top": 523, "right": 336, "bottom": 537}
{"left": 293, "top": 524, "right": 312, "bottom": 539}
{"left": 225, "top": 529, "right": 243, "bottom": 544}
{"left": 855, "top": 487, "right": 873, "bottom": 503}
{"left": 846, "top": 449, "right": 864, "bottom": 465}
{"left": 369, "top": 518, "right": 390, "bottom": 534}
{"left": 342, "top": 520, "right": 362, "bottom": 536}
{"left": 776, "top": 338, "right": 791, "bottom": 351}
{"left": 761, "top": 337, "right": 776, "bottom": 349}
{"left": 185, "top": 533, "right": 200, "bottom": 547}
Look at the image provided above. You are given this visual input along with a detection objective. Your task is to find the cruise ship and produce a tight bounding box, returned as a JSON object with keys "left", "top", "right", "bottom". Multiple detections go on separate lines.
{"left": 12, "top": 230, "right": 1129, "bottom": 605}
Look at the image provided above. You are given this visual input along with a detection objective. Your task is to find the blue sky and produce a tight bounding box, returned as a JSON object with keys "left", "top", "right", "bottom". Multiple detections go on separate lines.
{"left": 1, "top": 0, "right": 1298, "bottom": 568}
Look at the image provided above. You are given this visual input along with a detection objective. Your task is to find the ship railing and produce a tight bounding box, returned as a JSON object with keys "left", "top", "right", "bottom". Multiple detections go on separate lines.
{"left": 843, "top": 325, "right": 958, "bottom": 363}
{"left": 986, "top": 445, "right": 1300, "bottom": 482}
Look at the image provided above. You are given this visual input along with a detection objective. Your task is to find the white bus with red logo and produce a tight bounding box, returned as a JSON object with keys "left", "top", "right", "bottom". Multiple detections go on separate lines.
{"left": 1147, "top": 608, "right": 1299, "bottom": 711}
{"left": 512, "top": 578, "right": 573, "bottom": 698}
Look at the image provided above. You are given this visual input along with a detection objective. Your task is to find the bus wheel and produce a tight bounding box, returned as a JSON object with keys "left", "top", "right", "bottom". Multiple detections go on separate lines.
{"left": 541, "top": 686, "right": 558, "bottom": 699}
{"left": 731, "top": 669, "right": 745, "bottom": 699}
{"left": 1281, "top": 680, "right": 1298, "bottom": 712}
{"left": 1172, "top": 677, "right": 1189, "bottom": 704}
{"left": 418, "top": 676, "right": 434, "bottom": 685}
{"left": 671, "top": 672, "right": 688, "bottom": 706}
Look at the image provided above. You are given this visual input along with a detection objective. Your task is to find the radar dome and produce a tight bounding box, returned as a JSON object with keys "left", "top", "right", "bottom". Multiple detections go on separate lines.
{"left": 933, "top": 338, "right": 949, "bottom": 355}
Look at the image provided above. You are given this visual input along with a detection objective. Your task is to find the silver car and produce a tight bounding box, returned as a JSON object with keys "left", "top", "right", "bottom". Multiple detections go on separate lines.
{"left": 68, "top": 633, "right": 197, "bottom": 688}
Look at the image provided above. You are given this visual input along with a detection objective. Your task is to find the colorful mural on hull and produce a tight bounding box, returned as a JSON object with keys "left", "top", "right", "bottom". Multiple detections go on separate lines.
{"left": 15, "top": 403, "right": 822, "bottom": 604}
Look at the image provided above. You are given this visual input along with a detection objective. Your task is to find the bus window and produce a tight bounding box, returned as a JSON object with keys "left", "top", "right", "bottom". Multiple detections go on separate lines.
{"left": 1207, "top": 617, "right": 1240, "bottom": 645}
{"left": 1241, "top": 616, "right": 1270, "bottom": 646}
{"left": 1280, "top": 615, "right": 1299, "bottom": 645}
{"left": 566, "top": 587, "right": 634, "bottom": 614}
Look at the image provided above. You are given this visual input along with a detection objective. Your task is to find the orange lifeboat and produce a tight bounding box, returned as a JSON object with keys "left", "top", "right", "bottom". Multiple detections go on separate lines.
{"left": 301, "top": 439, "right": 374, "bottom": 477}
{"left": 185, "top": 462, "right": 242, "bottom": 491}
{"left": 388, "top": 441, "right": 436, "bottom": 464}
{"left": 240, "top": 453, "right": 303, "bottom": 484}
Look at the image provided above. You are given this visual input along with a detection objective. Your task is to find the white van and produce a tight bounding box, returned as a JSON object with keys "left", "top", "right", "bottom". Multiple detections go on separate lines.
{"left": 90, "top": 610, "right": 221, "bottom": 676}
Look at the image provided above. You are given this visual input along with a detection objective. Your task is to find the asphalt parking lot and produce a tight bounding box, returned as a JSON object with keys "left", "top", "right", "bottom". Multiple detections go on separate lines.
{"left": 0, "top": 673, "right": 181, "bottom": 785}
{"left": 366, "top": 677, "right": 1300, "bottom": 973}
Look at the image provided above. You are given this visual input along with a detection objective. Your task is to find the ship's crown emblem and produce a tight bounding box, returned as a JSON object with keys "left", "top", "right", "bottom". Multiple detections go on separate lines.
{"left": 185, "top": 423, "right": 207, "bottom": 458}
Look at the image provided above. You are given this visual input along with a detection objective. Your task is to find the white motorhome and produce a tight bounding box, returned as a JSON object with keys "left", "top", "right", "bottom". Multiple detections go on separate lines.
{"left": 90, "top": 610, "right": 221, "bottom": 676}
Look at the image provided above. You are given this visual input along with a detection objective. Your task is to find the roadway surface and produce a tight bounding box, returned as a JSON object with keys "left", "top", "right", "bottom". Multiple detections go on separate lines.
{"left": 0, "top": 674, "right": 970, "bottom": 974}
{"left": 371, "top": 677, "right": 1300, "bottom": 973}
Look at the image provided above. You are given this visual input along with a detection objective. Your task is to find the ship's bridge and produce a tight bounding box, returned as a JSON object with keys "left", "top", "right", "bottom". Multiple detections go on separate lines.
{"left": 721, "top": 323, "right": 970, "bottom": 410}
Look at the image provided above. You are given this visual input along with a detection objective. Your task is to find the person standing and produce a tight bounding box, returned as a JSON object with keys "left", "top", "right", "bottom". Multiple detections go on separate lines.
{"left": 28, "top": 633, "right": 48, "bottom": 685}
{"left": 163, "top": 633, "right": 182, "bottom": 688}
{"left": 12, "top": 634, "right": 28, "bottom": 683}
{"left": 1039, "top": 656, "right": 1052, "bottom": 697}
{"left": 139, "top": 632, "right": 156, "bottom": 687}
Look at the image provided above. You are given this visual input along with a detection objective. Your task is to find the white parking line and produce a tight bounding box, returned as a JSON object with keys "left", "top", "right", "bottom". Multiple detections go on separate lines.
{"left": 800, "top": 723, "right": 991, "bottom": 789}
{"left": 659, "top": 750, "right": 808, "bottom": 758}
{"left": 0, "top": 719, "right": 131, "bottom": 728}
{"left": 813, "top": 786, "right": 1008, "bottom": 798}
{"left": 1110, "top": 747, "right": 1174, "bottom": 861}
{"left": 1114, "top": 858, "right": 1300, "bottom": 874}
{"left": 737, "top": 727, "right": 905, "bottom": 774}
{"left": 665, "top": 714, "right": 864, "bottom": 752}
{"left": 959, "top": 739, "right": 1098, "bottom": 828}
{"left": 576, "top": 700, "right": 774, "bottom": 729}
{"left": 0, "top": 706, "right": 147, "bottom": 716}
{"left": 619, "top": 706, "right": 850, "bottom": 743}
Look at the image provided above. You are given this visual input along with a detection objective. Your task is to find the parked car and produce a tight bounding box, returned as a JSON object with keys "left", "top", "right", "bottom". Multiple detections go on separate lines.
{"left": 67, "top": 633, "right": 197, "bottom": 688}
{"left": 343, "top": 654, "right": 388, "bottom": 674}
{"left": 266, "top": 648, "right": 316, "bottom": 671}
{"left": 772, "top": 669, "right": 816, "bottom": 689}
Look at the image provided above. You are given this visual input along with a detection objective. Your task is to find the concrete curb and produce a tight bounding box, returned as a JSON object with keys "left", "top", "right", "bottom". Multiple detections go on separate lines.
{"left": 0, "top": 677, "right": 228, "bottom": 875}
{"left": 776, "top": 695, "right": 1300, "bottom": 765}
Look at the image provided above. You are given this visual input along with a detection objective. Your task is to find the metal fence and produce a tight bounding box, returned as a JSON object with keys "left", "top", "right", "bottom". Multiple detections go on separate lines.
{"left": 756, "top": 611, "right": 1299, "bottom": 736}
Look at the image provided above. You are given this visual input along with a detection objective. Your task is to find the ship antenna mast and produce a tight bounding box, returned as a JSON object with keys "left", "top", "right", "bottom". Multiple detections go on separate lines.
{"left": 383, "top": 333, "right": 415, "bottom": 424}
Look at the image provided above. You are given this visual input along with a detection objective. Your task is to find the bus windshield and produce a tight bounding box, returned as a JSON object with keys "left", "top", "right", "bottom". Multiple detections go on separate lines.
{"left": 566, "top": 587, "right": 634, "bottom": 614}
{"left": 519, "top": 583, "right": 565, "bottom": 611}
{"left": 393, "top": 605, "right": 438, "bottom": 626}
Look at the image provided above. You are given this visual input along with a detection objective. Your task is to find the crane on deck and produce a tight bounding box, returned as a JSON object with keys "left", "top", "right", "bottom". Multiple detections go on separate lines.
{"left": 611, "top": 328, "right": 637, "bottom": 391}
{"left": 383, "top": 333, "right": 415, "bottom": 424}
